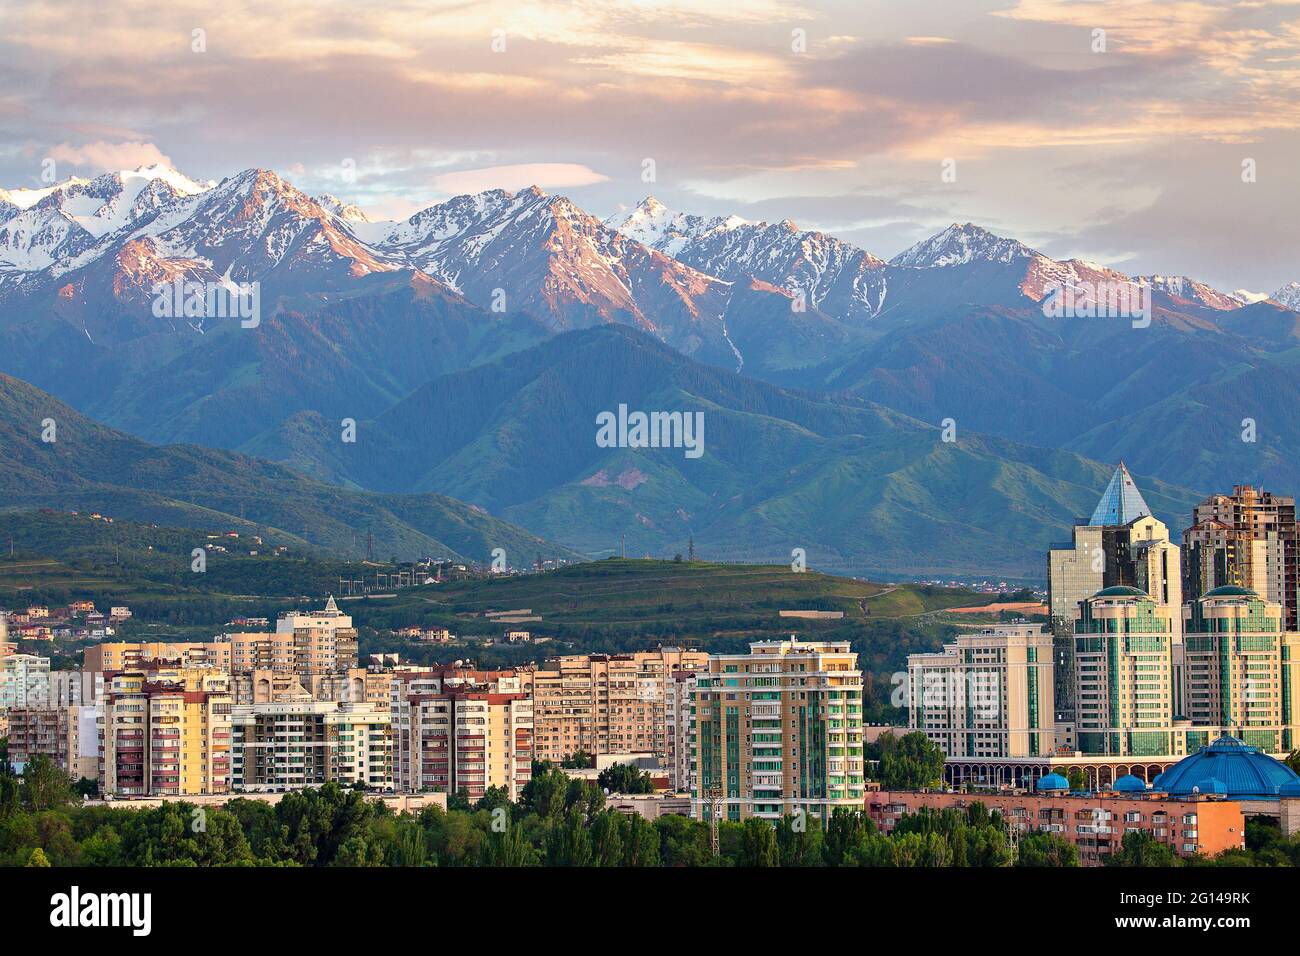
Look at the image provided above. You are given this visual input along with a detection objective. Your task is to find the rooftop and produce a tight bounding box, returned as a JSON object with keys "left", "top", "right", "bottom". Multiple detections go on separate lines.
{"left": 1088, "top": 462, "right": 1153, "bottom": 527}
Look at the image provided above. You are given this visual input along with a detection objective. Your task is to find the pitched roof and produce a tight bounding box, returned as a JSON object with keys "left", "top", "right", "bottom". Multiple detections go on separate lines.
{"left": 1088, "top": 461, "right": 1153, "bottom": 526}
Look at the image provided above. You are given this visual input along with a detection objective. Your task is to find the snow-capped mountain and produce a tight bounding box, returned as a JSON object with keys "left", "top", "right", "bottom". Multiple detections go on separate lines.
{"left": 605, "top": 196, "right": 748, "bottom": 254}
{"left": 605, "top": 197, "right": 888, "bottom": 320}
{"left": 0, "top": 167, "right": 407, "bottom": 309}
{"left": 889, "top": 223, "right": 1036, "bottom": 268}
{"left": 0, "top": 161, "right": 1289, "bottom": 363}
{"left": 1270, "top": 281, "right": 1300, "bottom": 311}
{"left": 121, "top": 168, "right": 398, "bottom": 292}
{"left": 1133, "top": 274, "right": 1242, "bottom": 311}
{"left": 0, "top": 165, "right": 212, "bottom": 294}
{"left": 316, "top": 193, "right": 370, "bottom": 223}
{"left": 0, "top": 192, "right": 18, "bottom": 226}
{"left": 370, "top": 186, "right": 744, "bottom": 365}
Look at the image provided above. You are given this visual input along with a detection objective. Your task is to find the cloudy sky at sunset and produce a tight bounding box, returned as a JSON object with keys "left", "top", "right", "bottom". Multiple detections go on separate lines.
{"left": 2, "top": 0, "right": 1298, "bottom": 291}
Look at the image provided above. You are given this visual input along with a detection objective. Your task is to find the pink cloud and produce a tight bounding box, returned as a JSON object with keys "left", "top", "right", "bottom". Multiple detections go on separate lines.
{"left": 430, "top": 163, "right": 609, "bottom": 195}
{"left": 46, "top": 140, "right": 172, "bottom": 171}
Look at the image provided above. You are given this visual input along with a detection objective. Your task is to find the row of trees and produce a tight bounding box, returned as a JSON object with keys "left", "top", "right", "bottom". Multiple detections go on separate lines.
{"left": 1, "top": 754, "right": 1071, "bottom": 868}
{"left": 8, "top": 751, "right": 1298, "bottom": 868}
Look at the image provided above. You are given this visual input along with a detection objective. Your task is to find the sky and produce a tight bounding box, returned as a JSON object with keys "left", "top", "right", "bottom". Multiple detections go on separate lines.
{"left": 1, "top": 0, "right": 1298, "bottom": 292}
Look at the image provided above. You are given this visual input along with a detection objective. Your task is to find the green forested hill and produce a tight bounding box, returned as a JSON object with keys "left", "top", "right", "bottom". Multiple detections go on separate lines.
{"left": 249, "top": 325, "right": 1202, "bottom": 579}
{"left": 0, "top": 371, "right": 579, "bottom": 566}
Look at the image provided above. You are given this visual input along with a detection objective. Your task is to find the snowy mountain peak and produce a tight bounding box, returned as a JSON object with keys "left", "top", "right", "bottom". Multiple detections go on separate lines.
{"left": 1133, "top": 274, "right": 1241, "bottom": 311}
{"left": 1271, "top": 281, "right": 1300, "bottom": 311}
{"left": 316, "top": 193, "right": 371, "bottom": 223}
{"left": 605, "top": 198, "right": 886, "bottom": 318}
{"left": 890, "top": 222, "right": 1037, "bottom": 268}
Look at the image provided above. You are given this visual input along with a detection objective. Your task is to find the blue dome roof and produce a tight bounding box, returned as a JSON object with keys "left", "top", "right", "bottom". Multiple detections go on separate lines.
{"left": 1203, "top": 585, "right": 1258, "bottom": 598}
{"left": 1093, "top": 585, "right": 1149, "bottom": 598}
{"left": 1036, "top": 772, "right": 1070, "bottom": 791}
{"left": 1152, "top": 735, "right": 1300, "bottom": 800}
{"left": 1112, "top": 774, "right": 1148, "bottom": 792}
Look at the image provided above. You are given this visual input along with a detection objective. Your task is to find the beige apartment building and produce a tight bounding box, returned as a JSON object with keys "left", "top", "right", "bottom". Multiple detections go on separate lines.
{"left": 392, "top": 667, "right": 532, "bottom": 801}
{"left": 908, "top": 622, "right": 1056, "bottom": 760}
{"left": 691, "top": 638, "right": 864, "bottom": 823}
{"left": 99, "top": 667, "right": 233, "bottom": 798}
{"left": 1184, "top": 485, "right": 1299, "bottom": 630}
{"left": 85, "top": 641, "right": 233, "bottom": 673}
{"left": 231, "top": 666, "right": 392, "bottom": 706}
{"left": 229, "top": 700, "right": 392, "bottom": 792}
{"left": 529, "top": 648, "right": 707, "bottom": 762}
{"left": 86, "top": 598, "right": 357, "bottom": 684}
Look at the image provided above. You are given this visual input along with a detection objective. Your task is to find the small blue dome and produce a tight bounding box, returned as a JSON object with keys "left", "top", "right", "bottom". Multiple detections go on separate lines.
{"left": 1112, "top": 774, "right": 1148, "bottom": 792}
{"left": 1036, "top": 772, "right": 1070, "bottom": 792}
{"left": 1155, "top": 735, "right": 1300, "bottom": 800}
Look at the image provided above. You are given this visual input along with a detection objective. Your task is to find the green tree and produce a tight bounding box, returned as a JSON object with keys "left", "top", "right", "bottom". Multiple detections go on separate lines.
{"left": 589, "top": 809, "right": 627, "bottom": 866}
{"left": 520, "top": 766, "right": 570, "bottom": 821}
{"left": 25, "top": 846, "right": 51, "bottom": 867}
{"left": 655, "top": 813, "right": 713, "bottom": 867}
{"left": 623, "top": 812, "right": 659, "bottom": 867}
{"left": 597, "top": 762, "right": 653, "bottom": 795}
{"left": 1017, "top": 832, "right": 1079, "bottom": 867}
{"left": 480, "top": 822, "right": 532, "bottom": 867}
{"left": 1105, "top": 831, "right": 1181, "bottom": 867}
{"left": 737, "top": 818, "right": 779, "bottom": 867}
{"left": 823, "top": 808, "right": 874, "bottom": 866}
{"left": 22, "top": 755, "right": 75, "bottom": 812}
{"left": 878, "top": 732, "right": 946, "bottom": 790}
{"left": 776, "top": 812, "right": 824, "bottom": 866}
{"left": 545, "top": 808, "right": 593, "bottom": 866}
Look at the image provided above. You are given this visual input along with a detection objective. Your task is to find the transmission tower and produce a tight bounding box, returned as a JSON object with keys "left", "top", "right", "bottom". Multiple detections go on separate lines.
{"left": 707, "top": 782, "right": 723, "bottom": 856}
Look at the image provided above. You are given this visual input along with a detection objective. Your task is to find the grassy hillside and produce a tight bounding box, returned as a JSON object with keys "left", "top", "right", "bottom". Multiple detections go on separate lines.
{"left": 349, "top": 558, "right": 1015, "bottom": 717}
{"left": 352, "top": 557, "right": 1004, "bottom": 634}
{"left": 0, "top": 510, "right": 480, "bottom": 630}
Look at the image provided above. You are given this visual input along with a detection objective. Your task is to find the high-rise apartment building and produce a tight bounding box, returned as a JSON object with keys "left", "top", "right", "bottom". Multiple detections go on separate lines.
{"left": 392, "top": 667, "right": 533, "bottom": 801}
{"left": 1182, "top": 586, "right": 1300, "bottom": 754}
{"left": 229, "top": 700, "right": 392, "bottom": 792}
{"left": 907, "top": 622, "right": 1055, "bottom": 760}
{"left": 1048, "top": 463, "right": 1181, "bottom": 723}
{"left": 529, "top": 648, "right": 707, "bottom": 762}
{"left": 0, "top": 653, "right": 51, "bottom": 709}
{"left": 690, "top": 638, "right": 864, "bottom": 823}
{"left": 99, "top": 668, "right": 233, "bottom": 797}
{"left": 666, "top": 669, "right": 697, "bottom": 791}
{"left": 1073, "top": 587, "right": 1176, "bottom": 757}
{"left": 84, "top": 642, "right": 233, "bottom": 673}
{"left": 1184, "top": 485, "right": 1299, "bottom": 630}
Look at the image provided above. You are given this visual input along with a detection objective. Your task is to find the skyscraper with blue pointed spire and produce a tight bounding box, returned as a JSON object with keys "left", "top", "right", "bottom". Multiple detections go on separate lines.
{"left": 1047, "top": 463, "right": 1182, "bottom": 740}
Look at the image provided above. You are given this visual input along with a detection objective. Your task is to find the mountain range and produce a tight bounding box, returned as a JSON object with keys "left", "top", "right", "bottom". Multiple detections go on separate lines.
{"left": 0, "top": 163, "right": 1294, "bottom": 577}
